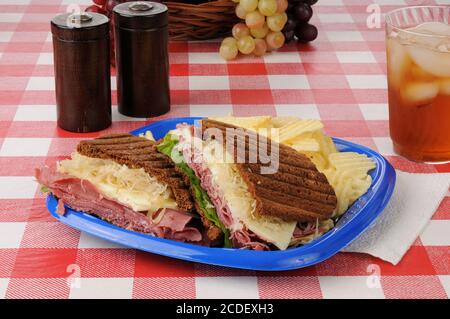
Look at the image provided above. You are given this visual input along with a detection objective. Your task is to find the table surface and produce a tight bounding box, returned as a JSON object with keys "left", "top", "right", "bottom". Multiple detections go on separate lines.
{"left": 0, "top": 0, "right": 449, "bottom": 299}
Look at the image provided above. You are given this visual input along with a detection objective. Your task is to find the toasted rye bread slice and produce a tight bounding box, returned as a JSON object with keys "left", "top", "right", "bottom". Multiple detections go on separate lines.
{"left": 77, "top": 133, "right": 194, "bottom": 212}
{"left": 201, "top": 119, "right": 337, "bottom": 222}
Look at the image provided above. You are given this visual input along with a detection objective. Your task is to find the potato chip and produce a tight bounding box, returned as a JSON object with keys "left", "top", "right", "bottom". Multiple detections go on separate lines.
{"left": 271, "top": 116, "right": 299, "bottom": 128}
{"left": 329, "top": 152, "right": 376, "bottom": 174}
{"left": 349, "top": 176, "right": 372, "bottom": 202}
{"left": 289, "top": 131, "right": 337, "bottom": 170}
{"left": 290, "top": 138, "right": 321, "bottom": 152}
{"left": 303, "top": 151, "right": 328, "bottom": 171}
{"left": 314, "top": 132, "right": 338, "bottom": 157}
{"left": 323, "top": 152, "right": 375, "bottom": 217}
{"left": 323, "top": 172, "right": 348, "bottom": 216}
{"left": 209, "top": 116, "right": 272, "bottom": 130}
{"left": 278, "top": 119, "right": 324, "bottom": 143}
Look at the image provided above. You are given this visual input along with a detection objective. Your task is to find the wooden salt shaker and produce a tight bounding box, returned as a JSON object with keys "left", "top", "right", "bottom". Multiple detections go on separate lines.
{"left": 113, "top": 1, "right": 170, "bottom": 118}
{"left": 51, "top": 12, "right": 111, "bottom": 132}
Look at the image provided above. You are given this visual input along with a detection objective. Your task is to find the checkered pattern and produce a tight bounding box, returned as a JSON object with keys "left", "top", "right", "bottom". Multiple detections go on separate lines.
{"left": 0, "top": 0, "right": 449, "bottom": 299}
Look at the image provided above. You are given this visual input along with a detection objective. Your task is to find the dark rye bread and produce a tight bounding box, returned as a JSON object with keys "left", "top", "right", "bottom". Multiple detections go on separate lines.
{"left": 201, "top": 119, "right": 337, "bottom": 222}
{"left": 76, "top": 133, "right": 194, "bottom": 212}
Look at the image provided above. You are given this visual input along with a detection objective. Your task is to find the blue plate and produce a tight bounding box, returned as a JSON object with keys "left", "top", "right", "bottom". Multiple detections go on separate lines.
{"left": 46, "top": 117, "right": 396, "bottom": 271}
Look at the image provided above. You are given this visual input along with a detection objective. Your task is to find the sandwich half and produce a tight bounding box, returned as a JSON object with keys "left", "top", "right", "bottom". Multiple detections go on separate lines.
{"left": 163, "top": 119, "right": 338, "bottom": 250}
{"left": 35, "top": 133, "right": 203, "bottom": 243}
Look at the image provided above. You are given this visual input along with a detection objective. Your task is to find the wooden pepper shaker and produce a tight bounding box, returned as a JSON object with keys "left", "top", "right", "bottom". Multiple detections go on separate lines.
{"left": 113, "top": 1, "right": 170, "bottom": 118}
{"left": 51, "top": 12, "right": 112, "bottom": 133}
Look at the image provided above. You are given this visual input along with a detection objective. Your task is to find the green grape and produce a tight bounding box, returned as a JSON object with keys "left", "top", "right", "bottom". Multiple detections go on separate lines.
{"left": 232, "top": 23, "right": 250, "bottom": 39}
{"left": 222, "top": 37, "right": 237, "bottom": 46}
{"left": 235, "top": 4, "right": 247, "bottom": 19}
{"left": 258, "top": 0, "right": 277, "bottom": 17}
{"left": 276, "top": 0, "right": 288, "bottom": 13}
{"left": 237, "top": 35, "right": 256, "bottom": 54}
{"left": 265, "top": 31, "right": 285, "bottom": 50}
{"left": 250, "top": 23, "right": 269, "bottom": 39}
{"left": 219, "top": 39, "right": 238, "bottom": 60}
{"left": 232, "top": 0, "right": 240, "bottom": 3}
{"left": 240, "top": 0, "right": 258, "bottom": 12}
{"left": 245, "top": 10, "right": 265, "bottom": 29}
{"left": 253, "top": 38, "right": 267, "bottom": 56}
{"left": 266, "top": 12, "right": 287, "bottom": 32}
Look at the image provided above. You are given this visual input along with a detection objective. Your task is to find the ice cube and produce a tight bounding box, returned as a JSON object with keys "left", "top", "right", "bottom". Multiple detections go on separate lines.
{"left": 397, "top": 22, "right": 450, "bottom": 50}
{"left": 438, "top": 44, "right": 450, "bottom": 53}
{"left": 409, "top": 22, "right": 450, "bottom": 37}
{"left": 410, "top": 65, "right": 435, "bottom": 81}
{"left": 440, "top": 79, "right": 450, "bottom": 95}
{"left": 408, "top": 22, "right": 450, "bottom": 48}
{"left": 387, "top": 38, "right": 411, "bottom": 88}
{"left": 407, "top": 46, "right": 450, "bottom": 77}
{"left": 403, "top": 22, "right": 450, "bottom": 77}
{"left": 401, "top": 82, "right": 439, "bottom": 106}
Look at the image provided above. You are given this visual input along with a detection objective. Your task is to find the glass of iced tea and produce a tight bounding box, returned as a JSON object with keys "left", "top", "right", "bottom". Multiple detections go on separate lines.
{"left": 386, "top": 6, "right": 450, "bottom": 163}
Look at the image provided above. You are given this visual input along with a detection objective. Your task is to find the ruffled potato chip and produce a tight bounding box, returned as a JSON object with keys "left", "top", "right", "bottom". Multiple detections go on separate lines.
{"left": 278, "top": 119, "right": 324, "bottom": 143}
{"left": 209, "top": 116, "right": 272, "bottom": 130}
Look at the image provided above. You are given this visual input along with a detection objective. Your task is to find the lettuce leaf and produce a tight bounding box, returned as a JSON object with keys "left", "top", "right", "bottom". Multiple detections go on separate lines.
{"left": 157, "top": 133, "right": 232, "bottom": 248}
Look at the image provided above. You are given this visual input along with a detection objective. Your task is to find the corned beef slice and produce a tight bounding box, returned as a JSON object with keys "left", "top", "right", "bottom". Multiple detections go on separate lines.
{"left": 35, "top": 166, "right": 202, "bottom": 243}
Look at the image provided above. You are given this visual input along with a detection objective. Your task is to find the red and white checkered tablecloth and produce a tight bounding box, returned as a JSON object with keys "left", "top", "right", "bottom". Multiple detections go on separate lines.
{"left": 0, "top": 0, "right": 449, "bottom": 299}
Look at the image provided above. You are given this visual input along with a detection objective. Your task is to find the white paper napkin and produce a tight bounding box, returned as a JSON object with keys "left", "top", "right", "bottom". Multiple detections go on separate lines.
{"left": 342, "top": 171, "right": 450, "bottom": 265}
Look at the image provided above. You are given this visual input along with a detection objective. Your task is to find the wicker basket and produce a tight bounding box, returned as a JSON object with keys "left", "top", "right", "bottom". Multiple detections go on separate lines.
{"left": 166, "top": 0, "right": 239, "bottom": 41}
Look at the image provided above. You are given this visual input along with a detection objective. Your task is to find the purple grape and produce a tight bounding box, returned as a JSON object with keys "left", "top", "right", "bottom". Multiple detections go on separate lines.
{"left": 304, "top": 0, "right": 318, "bottom": 5}
{"left": 289, "top": 2, "right": 300, "bottom": 12}
{"left": 283, "top": 30, "right": 295, "bottom": 43}
{"left": 105, "top": 0, "right": 117, "bottom": 13}
{"left": 295, "top": 23, "right": 318, "bottom": 42}
{"left": 284, "top": 18, "right": 297, "bottom": 32}
{"left": 287, "top": 2, "right": 294, "bottom": 11}
{"left": 293, "top": 3, "right": 313, "bottom": 23}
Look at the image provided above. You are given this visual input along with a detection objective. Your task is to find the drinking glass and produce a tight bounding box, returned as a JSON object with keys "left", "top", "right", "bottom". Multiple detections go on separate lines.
{"left": 385, "top": 6, "right": 450, "bottom": 163}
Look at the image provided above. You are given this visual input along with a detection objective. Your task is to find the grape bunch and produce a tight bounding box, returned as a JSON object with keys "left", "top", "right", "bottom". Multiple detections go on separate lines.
{"left": 219, "top": 0, "right": 289, "bottom": 60}
{"left": 283, "top": 0, "right": 318, "bottom": 43}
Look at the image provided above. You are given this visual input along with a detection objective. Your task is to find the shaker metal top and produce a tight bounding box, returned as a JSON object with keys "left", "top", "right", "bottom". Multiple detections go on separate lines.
{"left": 114, "top": 1, "right": 166, "bottom": 16}
{"left": 68, "top": 12, "right": 93, "bottom": 23}
{"left": 113, "top": 1, "right": 168, "bottom": 29}
{"left": 51, "top": 12, "right": 109, "bottom": 41}
{"left": 51, "top": 12, "right": 109, "bottom": 29}
{"left": 129, "top": 2, "right": 153, "bottom": 11}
